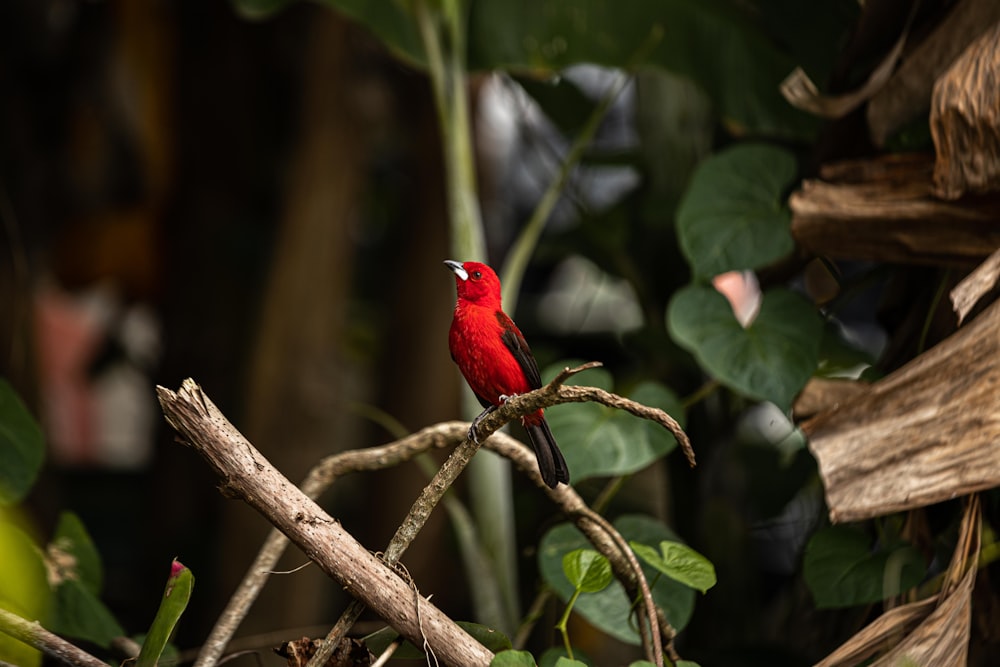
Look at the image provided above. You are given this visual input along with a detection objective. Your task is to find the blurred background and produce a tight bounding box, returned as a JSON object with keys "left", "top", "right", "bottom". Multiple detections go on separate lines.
{"left": 5, "top": 0, "right": 996, "bottom": 665}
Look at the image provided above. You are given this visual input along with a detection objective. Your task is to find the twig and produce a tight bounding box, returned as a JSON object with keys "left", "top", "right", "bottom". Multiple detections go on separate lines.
{"left": 0, "top": 608, "right": 108, "bottom": 667}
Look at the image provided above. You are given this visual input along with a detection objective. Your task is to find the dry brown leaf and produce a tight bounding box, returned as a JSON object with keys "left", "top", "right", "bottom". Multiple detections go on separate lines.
{"left": 932, "top": 21, "right": 1000, "bottom": 199}
{"left": 815, "top": 497, "right": 980, "bottom": 667}
{"left": 804, "top": 298, "right": 1000, "bottom": 523}
{"left": 868, "top": 0, "right": 1000, "bottom": 146}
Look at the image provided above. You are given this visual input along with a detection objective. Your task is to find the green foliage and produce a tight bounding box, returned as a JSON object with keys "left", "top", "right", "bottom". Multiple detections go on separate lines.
{"left": 467, "top": 0, "right": 814, "bottom": 137}
{"left": 543, "top": 363, "right": 684, "bottom": 480}
{"left": 553, "top": 658, "right": 589, "bottom": 667}
{"left": 667, "top": 286, "right": 822, "bottom": 411}
{"left": 234, "top": 0, "right": 816, "bottom": 138}
{"left": 562, "top": 549, "right": 612, "bottom": 593}
{"left": 0, "top": 384, "right": 125, "bottom": 659}
{"left": 492, "top": 649, "right": 540, "bottom": 666}
{"left": 803, "top": 526, "right": 926, "bottom": 609}
{"left": 555, "top": 549, "right": 612, "bottom": 661}
{"left": 136, "top": 560, "right": 194, "bottom": 667}
{"left": 676, "top": 143, "right": 797, "bottom": 279}
{"left": 366, "top": 621, "right": 512, "bottom": 658}
{"left": 46, "top": 513, "right": 125, "bottom": 647}
{"left": 540, "top": 515, "right": 696, "bottom": 645}
{"left": 539, "top": 648, "right": 592, "bottom": 666}
{"left": 630, "top": 540, "right": 716, "bottom": 594}
{"left": 0, "top": 379, "right": 45, "bottom": 506}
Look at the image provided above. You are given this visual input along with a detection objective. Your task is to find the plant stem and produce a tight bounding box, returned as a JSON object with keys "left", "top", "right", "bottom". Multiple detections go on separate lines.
{"left": 555, "top": 589, "right": 581, "bottom": 661}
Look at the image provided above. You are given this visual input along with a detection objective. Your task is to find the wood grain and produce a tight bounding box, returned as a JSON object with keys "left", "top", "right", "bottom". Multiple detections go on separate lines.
{"left": 790, "top": 153, "right": 1000, "bottom": 266}
{"left": 803, "top": 298, "right": 1000, "bottom": 523}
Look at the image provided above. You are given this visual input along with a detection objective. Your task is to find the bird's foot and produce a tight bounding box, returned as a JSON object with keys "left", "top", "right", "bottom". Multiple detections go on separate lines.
{"left": 469, "top": 404, "right": 498, "bottom": 443}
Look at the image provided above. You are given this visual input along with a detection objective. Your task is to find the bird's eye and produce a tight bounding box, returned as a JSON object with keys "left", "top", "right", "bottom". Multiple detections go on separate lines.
{"left": 472, "top": 271, "right": 482, "bottom": 279}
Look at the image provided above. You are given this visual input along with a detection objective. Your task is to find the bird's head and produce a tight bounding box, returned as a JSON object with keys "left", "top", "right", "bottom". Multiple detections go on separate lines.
{"left": 444, "top": 260, "right": 502, "bottom": 306}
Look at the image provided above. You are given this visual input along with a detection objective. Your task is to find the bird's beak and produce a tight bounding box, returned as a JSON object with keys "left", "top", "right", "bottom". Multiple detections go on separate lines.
{"left": 444, "top": 259, "right": 468, "bottom": 281}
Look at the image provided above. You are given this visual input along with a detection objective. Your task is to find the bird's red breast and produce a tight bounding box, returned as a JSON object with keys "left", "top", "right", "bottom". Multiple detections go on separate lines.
{"left": 446, "top": 261, "right": 544, "bottom": 425}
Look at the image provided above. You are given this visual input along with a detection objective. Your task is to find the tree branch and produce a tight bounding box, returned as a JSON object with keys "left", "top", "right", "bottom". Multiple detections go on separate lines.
{"left": 161, "top": 363, "right": 694, "bottom": 666}
{"left": 157, "top": 380, "right": 494, "bottom": 667}
{"left": 0, "top": 608, "right": 108, "bottom": 667}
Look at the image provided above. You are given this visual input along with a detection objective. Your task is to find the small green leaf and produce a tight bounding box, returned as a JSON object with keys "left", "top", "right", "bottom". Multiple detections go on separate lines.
{"left": 676, "top": 144, "right": 798, "bottom": 279}
{"left": 543, "top": 363, "right": 684, "bottom": 480}
{"left": 630, "top": 541, "right": 716, "bottom": 594}
{"left": 667, "top": 285, "right": 822, "bottom": 411}
{"left": 539, "top": 515, "right": 695, "bottom": 645}
{"left": 48, "top": 578, "right": 125, "bottom": 648}
{"left": 491, "top": 650, "right": 538, "bottom": 667}
{"left": 366, "top": 622, "right": 511, "bottom": 659}
{"left": 0, "top": 379, "right": 45, "bottom": 507}
{"left": 554, "top": 658, "right": 589, "bottom": 667}
{"left": 459, "top": 622, "right": 513, "bottom": 654}
{"left": 803, "top": 526, "right": 926, "bottom": 609}
{"left": 136, "top": 560, "right": 194, "bottom": 667}
{"left": 44, "top": 512, "right": 124, "bottom": 646}
{"left": 48, "top": 513, "right": 102, "bottom": 594}
{"left": 538, "top": 647, "right": 592, "bottom": 667}
{"left": 562, "top": 549, "right": 612, "bottom": 593}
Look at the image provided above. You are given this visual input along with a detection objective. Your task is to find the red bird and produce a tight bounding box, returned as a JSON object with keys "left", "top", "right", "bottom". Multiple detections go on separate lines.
{"left": 445, "top": 259, "right": 569, "bottom": 488}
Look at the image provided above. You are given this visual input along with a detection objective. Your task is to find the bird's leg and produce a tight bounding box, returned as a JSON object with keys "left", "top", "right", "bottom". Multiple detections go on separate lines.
{"left": 469, "top": 404, "right": 498, "bottom": 443}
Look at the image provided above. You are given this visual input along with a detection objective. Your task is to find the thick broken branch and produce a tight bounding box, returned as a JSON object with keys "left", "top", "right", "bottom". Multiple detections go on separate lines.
{"left": 157, "top": 380, "right": 494, "bottom": 667}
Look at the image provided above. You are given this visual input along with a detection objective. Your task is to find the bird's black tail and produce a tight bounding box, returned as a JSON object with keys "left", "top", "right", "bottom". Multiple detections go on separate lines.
{"left": 525, "top": 418, "right": 570, "bottom": 488}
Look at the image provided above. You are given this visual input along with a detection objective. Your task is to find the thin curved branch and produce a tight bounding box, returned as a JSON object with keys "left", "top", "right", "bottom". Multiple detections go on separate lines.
{"left": 173, "top": 364, "right": 694, "bottom": 666}
{"left": 478, "top": 362, "right": 695, "bottom": 468}
{"left": 482, "top": 430, "right": 669, "bottom": 664}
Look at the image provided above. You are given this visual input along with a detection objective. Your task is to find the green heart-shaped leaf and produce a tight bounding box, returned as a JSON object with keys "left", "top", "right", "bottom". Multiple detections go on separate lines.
{"left": 539, "top": 515, "right": 695, "bottom": 644}
{"left": 543, "top": 363, "right": 684, "bottom": 481}
{"left": 630, "top": 540, "right": 716, "bottom": 594}
{"left": 677, "top": 143, "right": 797, "bottom": 279}
{"left": 491, "top": 650, "right": 539, "bottom": 667}
{"left": 562, "top": 549, "right": 612, "bottom": 593}
{"left": 667, "top": 285, "right": 821, "bottom": 411}
{"left": 803, "top": 526, "right": 926, "bottom": 609}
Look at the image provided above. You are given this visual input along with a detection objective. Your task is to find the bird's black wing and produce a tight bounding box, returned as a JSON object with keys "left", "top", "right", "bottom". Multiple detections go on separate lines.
{"left": 496, "top": 310, "right": 542, "bottom": 390}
